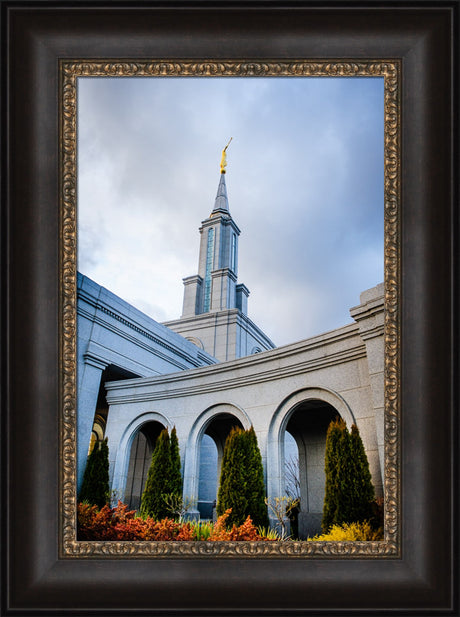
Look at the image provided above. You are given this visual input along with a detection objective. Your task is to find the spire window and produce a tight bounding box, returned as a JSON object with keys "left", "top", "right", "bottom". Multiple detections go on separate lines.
{"left": 231, "top": 233, "right": 237, "bottom": 273}
{"left": 203, "top": 228, "right": 214, "bottom": 312}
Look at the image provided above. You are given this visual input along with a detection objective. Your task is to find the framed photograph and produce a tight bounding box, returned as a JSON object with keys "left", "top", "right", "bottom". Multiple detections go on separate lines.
{"left": 3, "top": 2, "right": 458, "bottom": 614}
{"left": 70, "top": 62, "right": 393, "bottom": 554}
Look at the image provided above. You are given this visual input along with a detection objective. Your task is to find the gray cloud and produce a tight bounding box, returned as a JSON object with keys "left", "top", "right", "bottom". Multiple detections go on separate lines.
{"left": 78, "top": 76, "right": 384, "bottom": 346}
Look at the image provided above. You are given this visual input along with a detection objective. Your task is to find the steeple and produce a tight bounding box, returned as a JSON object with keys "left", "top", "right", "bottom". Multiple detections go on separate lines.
{"left": 211, "top": 173, "right": 230, "bottom": 215}
{"left": 211, "top": 138, "right": 232, "bottom": 216}
{"left": 162, "top": 146, "right": 275, "bottom": 361}
{"left": 177, "top": 147, "right": 243, "bottom": 319}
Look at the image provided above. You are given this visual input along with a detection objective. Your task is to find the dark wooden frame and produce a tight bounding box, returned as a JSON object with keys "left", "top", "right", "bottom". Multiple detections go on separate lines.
{"left": 2, "top": 1, "right": 458, "bottom": 614}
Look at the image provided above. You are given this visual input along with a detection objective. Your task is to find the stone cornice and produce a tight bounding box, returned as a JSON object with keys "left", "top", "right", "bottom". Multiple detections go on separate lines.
{"left": 83, "top": 352, "right": 108, "bottom": 371}
{"left": 182, "top": 274, "right": 203, "bottom": 286}
{"left": 78, "top": 290, "right": 216, "bottom": 369}
{"left": 200, "top": 214, "right": 241, "bottom": 236}
{"left": 357, "top": 323, "right": 385, "bottom": 341}
{"left": 349, "top": 299, "right": 384, "bottom": 322}
{"left": 84, "top": 341, "right": 160, "bottom": 377}
{"left": 236, "top": 283, "right": 250, "bottom": 296}
{"left": 106, "top": 345, "right": 366, "bottom": 404}
{"left": 211, "top": 267, "right": 238, "bottom": 283}
{"left": 349, "top": 285, "right": 384, "bottom": 321}
{"left": 80, "top": 310, "right": 200, "bottom": 371}
{"left": 349, "top": 292, "right": 385, "bottom": 340}
{"left": 235, "top": 310, "right": 275, "bottom": 348}
{"left": 105, "top": 323, "right": 366, "bottom": 404}
{"left": 164, "top": 306, "right": 276, "bottom": 350}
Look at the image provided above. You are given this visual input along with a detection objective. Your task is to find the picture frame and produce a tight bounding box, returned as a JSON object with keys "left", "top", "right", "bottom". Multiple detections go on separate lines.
{"left": 68, "top": 59, "right": 396, "bottom": 557}
{"left": 2, "top": 1, "right": 458, "bottom": 614}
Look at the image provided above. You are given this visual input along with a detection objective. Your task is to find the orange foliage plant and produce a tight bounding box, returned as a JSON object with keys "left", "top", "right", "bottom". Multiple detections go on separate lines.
{"left": 208, "top": 509, "right": 263, "bottom": 541}
{"left": 78, "top": 502, "right": 266, "bottom": 542}
{"left": 77, "top": 501, "right": 193, "bottom": 541}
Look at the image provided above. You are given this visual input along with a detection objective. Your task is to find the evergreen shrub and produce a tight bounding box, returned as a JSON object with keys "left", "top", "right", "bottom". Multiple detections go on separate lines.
{"left": 169, "top": 426, "right": 183, "bottom": 496}
{"left": 140, "top": 426, "right": 183, "bottom": 520}
{"left": 217, "top": 426, "right": 269, "bottom": 528}
{"left": 79, "top": 437, "right": 110, "bottom": 509}
{"left": 244, "top": 427, "right": 269, "bottom": 528}
{"left": 322, "top": 418, "right": 376, "bottom": 532}
{"left": 350, "top": 423, "right": 375, "bottom": 522}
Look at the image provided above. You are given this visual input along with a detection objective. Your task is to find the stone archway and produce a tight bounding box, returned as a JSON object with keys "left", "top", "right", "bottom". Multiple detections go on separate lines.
{"left": 182, "top": 404, "right": 251, "bottom": 518}
{"left": 285, "top": 400, "right": 339, "bottom": 537}
{"left": 267, "top": 387, "right": 356, "bottom": 538}
{"left": 110, "top": 412, "right": 171, "bottom": 505}
{"left": 124, "top": 421, "right": 165, "bottom": 510}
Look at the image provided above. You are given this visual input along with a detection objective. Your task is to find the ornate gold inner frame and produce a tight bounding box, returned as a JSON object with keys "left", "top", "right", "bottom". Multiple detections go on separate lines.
{"left": 60, "top": 60, "right": 400, "bottom": 558}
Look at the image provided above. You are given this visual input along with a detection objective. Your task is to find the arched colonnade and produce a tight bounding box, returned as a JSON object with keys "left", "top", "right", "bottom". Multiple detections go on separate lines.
{"left": 108, "top": 387, "right": 361, "bottom": 537}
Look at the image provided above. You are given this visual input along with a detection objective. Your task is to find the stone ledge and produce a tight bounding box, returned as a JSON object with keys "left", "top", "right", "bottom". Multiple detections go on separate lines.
{"left": 105, "top": 344, "right": 367, "bottom": 404}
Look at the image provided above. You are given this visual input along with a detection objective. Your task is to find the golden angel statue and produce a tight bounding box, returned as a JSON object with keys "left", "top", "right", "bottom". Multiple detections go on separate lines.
{"left": 220, "top": 137, "right": 233, "bottom": 173}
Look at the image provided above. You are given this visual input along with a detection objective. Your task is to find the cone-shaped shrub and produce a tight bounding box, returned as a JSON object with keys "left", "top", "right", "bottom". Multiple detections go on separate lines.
{"left": 169, "top": 426, "right": 183, "bottom": 497}
{"left": 245, "top": 427, "right": 269, "bottom": 528}
{"left": 217, "top": 426, "right": 268, "bottom": 528}
{"left": 322, "top": 418, "right": 344, "bottom": 532}
{"left": 322, "top": 418, "right": 376, "bottom": 532}
{"left": 140, "top": 428, "right": 172, "bottom": 519}
{"left": 79, "top": 438, "right": 110, "bottom": 509}
{"left": 140, "top": 427, "right": 184, "bottom": 520}
{"left": 217, "top": 427, "right": 248, "bottom": 527}
{"left": 349, "top": 423, "right": 375, "bottom": 523}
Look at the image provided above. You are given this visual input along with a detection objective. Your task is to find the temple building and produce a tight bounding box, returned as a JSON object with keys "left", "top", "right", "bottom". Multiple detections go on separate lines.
{"left": 77, "top": 146, "right": 384, "bottom": 537}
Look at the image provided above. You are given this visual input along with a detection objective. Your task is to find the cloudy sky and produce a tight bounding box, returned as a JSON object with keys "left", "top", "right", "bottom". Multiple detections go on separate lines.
{"left": 77, "top": 76, "right": 384, "bottom": 347}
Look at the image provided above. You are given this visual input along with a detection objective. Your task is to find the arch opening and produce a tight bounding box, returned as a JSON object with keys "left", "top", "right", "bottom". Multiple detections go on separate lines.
{"left": 124, "top": 420, "right": 165, "bottom": 510}
{"left": 283, "top": 399, "right": 339, "bottom": 539}
{"left": 197, "top": 412, "right": 244, "bottom": 519}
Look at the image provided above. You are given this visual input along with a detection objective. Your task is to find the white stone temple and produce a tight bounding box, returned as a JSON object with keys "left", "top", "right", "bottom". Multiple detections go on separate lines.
{"left": 77, "top": 152, "right": 384, "bottom": 537}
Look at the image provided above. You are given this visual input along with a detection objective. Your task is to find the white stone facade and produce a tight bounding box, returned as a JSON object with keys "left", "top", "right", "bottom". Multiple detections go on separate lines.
{"left": 164, "top": 308, "right": 274, "bottom": 362}
{"left": 76, "top": 171, "right": 385, "bottom": 537}
{"left": 102, "top": 283, "right": 384, "bottom": 537}
{"left": 76, "top": 273, "right": 217, "bottom": 491}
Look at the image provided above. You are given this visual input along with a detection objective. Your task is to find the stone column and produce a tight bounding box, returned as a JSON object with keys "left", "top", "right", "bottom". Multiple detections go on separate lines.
{"left": 181, "top": 275, "right": 203, "bottom": 317}
{"left": 265, "top": 429, "right": 291, "bottom": 536}
{"left": 181, "top": 436, "right": 201, "bottom": 520}
{"left": 77, "top": 354, "right": 107, "bottom": 492}
{"left": 103, "top": 405, "right": 130, "bottom": 503}
{"left": 296, "top": 442, "right": 310, "bottom": 538}
{"left": 350, "top": 284, "right": 385, "bottom": 493}
{"left": 236, "top": 283, "right": 249, "bottom": 315}
{"left": 211, "top": 268, "right": 237, "bottom": 311}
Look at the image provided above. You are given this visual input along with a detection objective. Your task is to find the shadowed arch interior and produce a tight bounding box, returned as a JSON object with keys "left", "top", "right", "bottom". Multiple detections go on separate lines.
{"left": 198, "top": 413, "right": 244, "bottom": 519}
{"left": 124, "top": 420, "right": 165, "bottom": 510}
{"left": 285, "top": 399, "right": 339, "bottom": 538}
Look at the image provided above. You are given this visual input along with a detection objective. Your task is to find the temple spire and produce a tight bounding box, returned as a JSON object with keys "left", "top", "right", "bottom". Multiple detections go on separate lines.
{"left": 212, "top": 139, "right": 232, "bottom": 215}
{"left": 163, "top": 144, "right": 275, "bottom": 360}
{"left": 212, "top": 173, "right": 229, "bottom": 215}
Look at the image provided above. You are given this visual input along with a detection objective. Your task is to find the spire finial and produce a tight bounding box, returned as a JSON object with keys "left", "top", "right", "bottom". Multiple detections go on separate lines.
{"left": 220, "top": 137, "right": 233, "bottom": 174}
